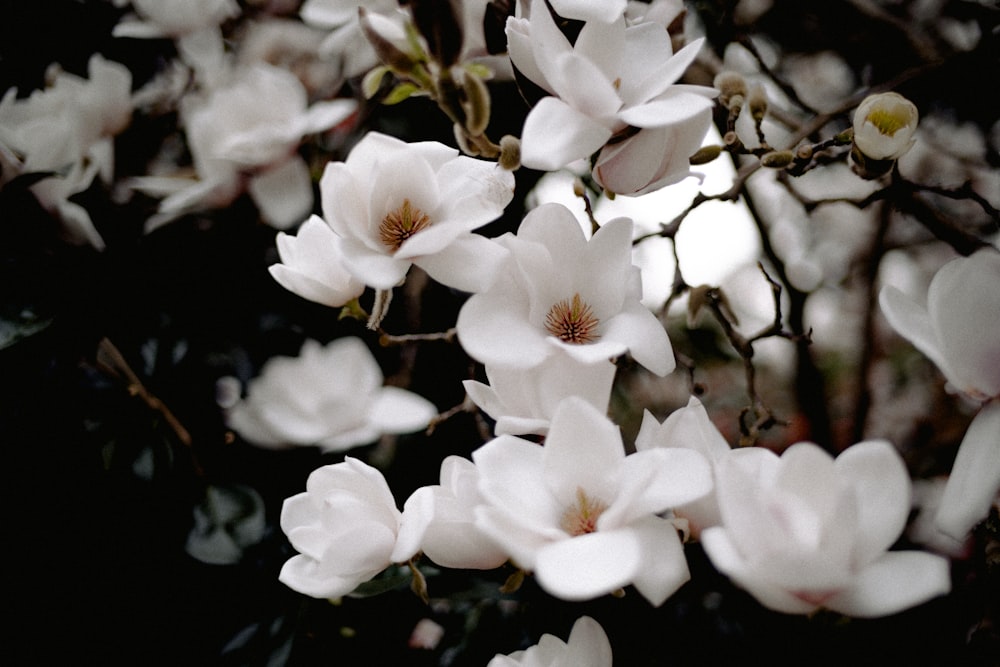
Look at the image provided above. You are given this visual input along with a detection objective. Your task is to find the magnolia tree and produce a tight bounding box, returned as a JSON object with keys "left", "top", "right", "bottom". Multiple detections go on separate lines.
{"left": 2, "top": 0, "right": 999, "bottom": 664}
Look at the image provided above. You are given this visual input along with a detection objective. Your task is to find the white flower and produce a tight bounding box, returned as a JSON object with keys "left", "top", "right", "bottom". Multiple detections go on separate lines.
{"left": 473, "top": 397, "right": 712, "bottom": 605}
{"left": 269, "top": 215, "right": 365, "bottom": 308}
{"left": 507, "top": 0, "right": 716, "bottom": 194}
{"left": 279, "top": 457, "right": 417, "bottom": 598}
{"left": 317, "top": 131, "right": 514, "bottom": 292}
{"left": 635, "top": 396, "right": 732, "bottom": 538}
{"left": 487, "top": 616, "right": 612, "bottom": 667}
{"left": 140, "top": 63, "right": 356, "bottom": 231}
{"left": 701, "top": 441, "right": 951, "bottom": 618}
{"left": 301, "top": 0, "right": 402, "bottom": 78}
{"left": 395, "top": 456, "right": 508, "bottom": 570}
{"left": 185, "top": 484, "right": 266, "bottom": 565}
{"left": 880, "top": 249, "right": 1000, "bottom": 538}
{"left": 456, "top": 202, "right": 675, "bottom": 376}
{"left": 224, "top": 337, "right": 437, "bottom": 452}
{"left": 463, "top": 352, "right": 617, "bottom": 436}
{"left": 0, "top": 54, "right": 132, "bottom": 249}
{"left": 852, "top": 92, "right": 919, "bottom": 161}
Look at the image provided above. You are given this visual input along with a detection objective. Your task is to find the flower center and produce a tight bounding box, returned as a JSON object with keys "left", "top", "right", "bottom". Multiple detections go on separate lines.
{"left": 379, "top": 198, "right": 432, "bottom": 252}
{"left": 866, "top": 107, "right": 908, "bottom": 137}
{"left": 545, "top": 293, "right": 600, "bottom": 344}
{"left": 560, "top": 487, "right": 607, "bottom": 536}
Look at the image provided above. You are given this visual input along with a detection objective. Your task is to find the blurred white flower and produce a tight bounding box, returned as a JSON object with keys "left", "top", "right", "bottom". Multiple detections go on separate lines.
{"left": 395, "top": 455, "right": 508, "bottom": 570}
{"left": 507, "top": 0, "right": 716, "bottom": 194}
{"left": 301, "top": 0, "right": 401, "bottom": 78}
{"left": 463, "top": 352, "right": 617, "bottom": 436}
{"left": 487, "top": 616, "right": 612, "bottom": 667}
{"left": 280, "top": 457, "right": 417, "bottom": 598}
{"left": 223, "top": 337, "right": 437, "bottom": 452}
{"left": 0, "top": 54, "right": 132, "bottom": 249}
{"left": 473, "top": 397, "right": 712, "bottom": 605}
{"left": 635, "top": 396, "right": 731, "bottom": 538}
{"left": 186, "top": 484, "right": 267, "bottom": 565}
{"left": 317, "top": 131, "right": 514, "bottom": 292}
{"left": 701, "top": 441, "right": 951, "bottom": 617}
{"left": 136, "top": 63, "right": 356, "bottom": 231}
{"left": 880, "top": 249, "right": 1000, "bottom": 539}
{"left": 269, "top": 215, "right": 365, "bottom": 308}
{"left": 852, "top": 92, "right": 919, "bottom": 161}
{"left": 456, "top": 203, "right": 675, "bottom": 376}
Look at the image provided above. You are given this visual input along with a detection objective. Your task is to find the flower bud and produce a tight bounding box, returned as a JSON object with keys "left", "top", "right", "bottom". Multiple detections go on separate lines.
{"left": 459, "top": 69, "right": 491, "bottom": 137}
{"left": 689, "top": 144, "right": 723, "bottom": 165}
{"left": 852, "top": 92, "right": 919, "bottom": 161}
{"left": 747, "top": 84, "right": 768, "bottom": 121}
{"left": 359, "top": 8, "right": 419, "bottom": 74}
{"left": 760, "top": 150, "right": 795, "bottom": 168}
{"left": 713, "top": 71, "right": 747, "bottom": 107}
{"left": 498, "top": 134, "right": 520, "bottom": 170}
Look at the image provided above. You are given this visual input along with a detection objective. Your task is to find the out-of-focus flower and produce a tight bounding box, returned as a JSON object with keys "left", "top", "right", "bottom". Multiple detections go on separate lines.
{"left": 279, "top": 457, "right": 417, "bottom": 598}
{"left": 506, "top": 0, "right": 716, "bottom": 194}
{"left": 463, "top": 352, "right": 617, "bottom": 436}
{"left": 223, "top": 337, "right": 437, "bottom": 452}
{"left": 0, "top": 55, "right": 132, "bottom": 249}
{"left": 635, "top": 396, "right": 731, "bottom": 538}
{"left": 395, "top": 456, "right": 508, "bottom": 570}
{"left": 269, "top": 215, "right": 365, "bottom": 308}
{"left": 135, "top": 63, "right": 356, "bottom": 231}
{"left": 473, "top": 397, "right": 712, "bottom": 605}
{"left": 301, "top": 0, "right": 402, "bottom": 78}
{"left": 487, "top": 616, "right": 612, "bottom": 667}
{"left": 701, "top": 441, "right": 951, "bottom": 617}
{"left": 456, "top": 203, "right": 675, "bottom": 376}
{"left": 316, "top": 131, "right": 513, "bottom": 292}
{"left": 880, "top": 249, "right": 1000, "bottom": 539}
{"left": 186, "top": 484, "right": 267, "bottom": 565}
{"left": 113, "top": 0, "right": 241, "bottom": 82}
{"left": 851, "top": 92, "right": 918, "bottom": 177}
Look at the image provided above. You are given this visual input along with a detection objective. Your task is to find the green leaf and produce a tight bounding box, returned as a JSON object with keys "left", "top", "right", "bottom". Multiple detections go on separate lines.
{"left": 383, "top": 82, "right": 421, "bottom": 105}
{"left": 361, "top": 65, "right": 391, "bottom": 99}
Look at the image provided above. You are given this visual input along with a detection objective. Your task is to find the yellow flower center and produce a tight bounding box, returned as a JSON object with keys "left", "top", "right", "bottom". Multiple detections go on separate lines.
{"left": 379, "top": 198, "right": 432, "bottom": 252}
{"left": 866, "top": 107, "right": 909, "bottom": 137}
{"left": 545, "top": 293, "right": 600, "bottom": 344}
{"left": 560, "top": 487, "right": 608, "bottom": 536}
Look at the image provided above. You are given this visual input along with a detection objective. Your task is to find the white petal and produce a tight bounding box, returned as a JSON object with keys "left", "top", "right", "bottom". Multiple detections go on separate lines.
{"left": 562, "top": 617, "right": 613, "bottom": 667}
{"left": 879, "top": 285, "right": 956, "bottom": 386}
{"left": 550, "top": 0, "right": 627, "bottom": 22}
{"left": 248, "top": 158, "right": 314, "bottom": 229}
{"left": 414, "top": 234, "right": 510, "bottom": 293}
{"left": 279, "top": 554, "right": 361, "bottom": 599}
{"left": 619, "top": 89, "right": 716, "bottom": 128}
{"left": 825, "top": 551, "right": 951, "bottom": 618}
{"left": 337, "top": 237, "right": 410, "bottom": 289}
{"left": 936, "top": 401, "right": 1000, "bottom": 539}
{"left": 543, "top": 397, "right": 624, "bottom": 506}
{"left": 534, "top": 529, "right": 641, "bottom": 600}
{"left": 520, "top": 97, "right": 613, "bottom": 171}
{"left": 600, "top": 300, "right": 675, "bottom": 376}
{"left": 368, "top": 386, "right": 437, "bottom": 435}
{"left": 457, "top": 282, "right": 552, "bottom": 368}
{"left": 628, "top": 515, "right": 690, "bottom": 606}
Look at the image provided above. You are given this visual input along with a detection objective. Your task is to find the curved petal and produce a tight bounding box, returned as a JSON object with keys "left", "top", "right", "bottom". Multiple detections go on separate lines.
{"left": 534, "top": 529, "right": 641, "bottom": 600}
{"left": 550, "top": 0, "right": 627, "bottom": 23}
{"left": 878, "top": 285, "right": 955, "bottom": 387}
{"left": 279, "top": 554, "right": 362, "bottom": 599}
{"left": 248, "top": 157, "right": 314, "bottom": 229}
{"left": 336, "top": 237, "right": 410, "bottom": 289}
{"left": 629, "top": 515, "right": 691, "bottom": 606}
{"left": 414, "top": 234, "right": 510, "bottom": 293}
{"left": 825, "top": 551, "right": 951, "bottom": 618}
{"left": 935, "top": 401, "right": 1000, "bottom": 539}
{"left": 619, "top": 89, "right": 716, "bottom": 128}
{"left": 543, "top": 397, "right": 624, "bottom": 506}
{"left": 562, "top": 616, "right": 613, "bottom": 667}
{"left": 600, "top": 300, "right": 675, "bottom": 376}
{"left": 457, "top": 284, "right": 552, "bottom": 368}
{"left": 368, "top": 386, "right": 437, "bottom": 435}
{"left": 520, "top": 97, "right": 613, "bottom": 171}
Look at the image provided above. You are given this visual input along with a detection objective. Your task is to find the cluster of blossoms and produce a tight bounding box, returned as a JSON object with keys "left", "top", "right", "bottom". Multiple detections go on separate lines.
{"left": 4, "top": 0, "right": 997, "bottom": 662}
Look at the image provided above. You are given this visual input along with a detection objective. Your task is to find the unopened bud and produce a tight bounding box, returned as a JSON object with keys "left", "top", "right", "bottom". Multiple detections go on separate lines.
{"left": 460, "top": 70, "right": 491, "bottom": 137}
{"left": 759, "top": 150, "right": 795, "bottom": 168}
{"left": 713, "top": 71, "right": 747, "bottom": 107}
{"left": 689, "top": 144, "right": 723, "bottom": 165}
{"left": 727, "top": 94, "right": 745, "bottom": 113}
{"left": 498, "top": 135, "right": 520, "bottom": 170}
{"left": 359, "top": 7, "right": 417, "bottom": 74}
{"left": 795, "top": 143, "right": 814, "bottom": 160}
{"left": 747, "top": 84, "right": 768, "bottom": 121}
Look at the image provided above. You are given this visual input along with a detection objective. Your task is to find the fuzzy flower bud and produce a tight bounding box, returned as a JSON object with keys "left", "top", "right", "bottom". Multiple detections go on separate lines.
{"left": 713, "top": 71, "right": 747, "bottom": 107}
{"left": 747, "top": 84, "right": 768, "bottom": 121}
{"left": 760, "top": 150, "right": 795, "bottom": 168}
{"left": 498, "top": 134, "right": 521, "bottom": 171}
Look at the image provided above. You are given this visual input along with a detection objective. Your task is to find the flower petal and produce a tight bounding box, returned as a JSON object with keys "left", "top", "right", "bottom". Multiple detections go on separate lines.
{"left": 520, "top": 96, "right": 613, "bottom": 171}
{"left": 534, "top": 529, "right": 641, "bottom": 600}
{"left": 825, "top": 551, "right": 951, "bottom": 618}
{"left": 936, "top": 401, "right": 1000, "bottom": 539}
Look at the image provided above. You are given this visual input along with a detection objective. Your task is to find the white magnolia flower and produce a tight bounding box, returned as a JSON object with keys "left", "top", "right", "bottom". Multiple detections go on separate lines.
{"left": 852, "top": 92, "right": 919, "bottom": 161}
{"left": 224, "top": 337, "right": 437, "bottom": 452}
{"left": 701, "top": 441, "right": 951, "bottom": 617}
{"left": 113, "top": 0, "right": 241, "bottom": 83}
{"left": 635, "top": 396, "right": 732, "bottom": 538}
{"left": 487, "top": 616, "right": 612, "bottom": 667}
{"left": 473, "top": 397, "right": 712, "bottom": 605}
{"left": 139, "top": 63, "right": 356, "bottom": 231}
{"left": 395, "top": 456, "right": 508, "bottom": 570}
{"left": 0, "top": 54, "right": 132, "bottom": 249}
{"left": 280, "top": 457, "right": 417, "bottom": 598}
{"left": 269, "top": 215, "right": 365, "bottom": 308}
{"left": 507, "top": 0, "right": 716, "bottom": 194}
{"left": 301, "top": 0, "right": 401, "bottom": 78}
{"left": 463, "top": 352, "right": 617, "bottom": 436}
{"left": 880, "top": 249, "right": 1000, "bottom": 539}
{"left": 317, "top": 131, "right": 514, "bottom": 292}
{"left": 456, "top": 203, "right": 675, "bottom": 376}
